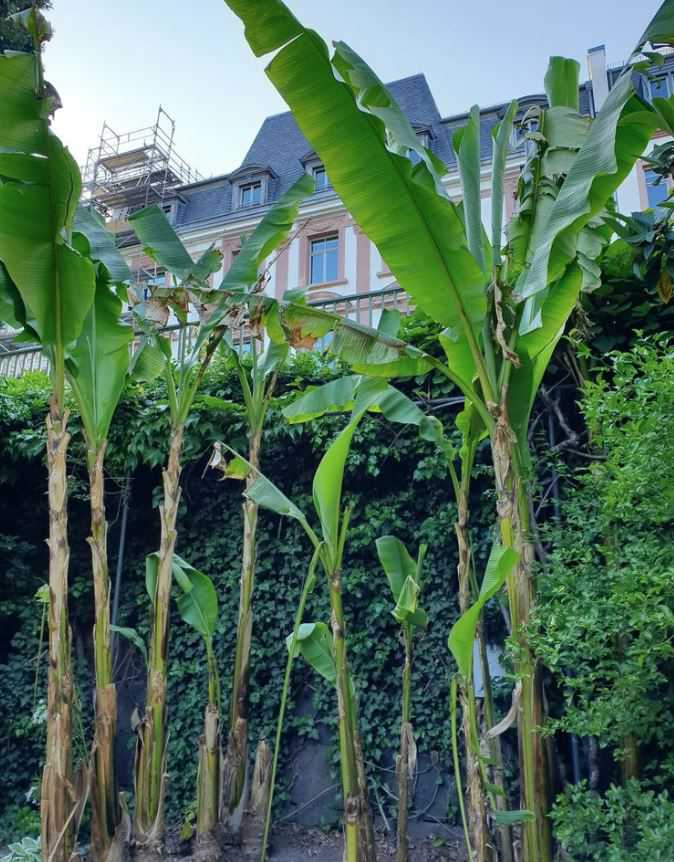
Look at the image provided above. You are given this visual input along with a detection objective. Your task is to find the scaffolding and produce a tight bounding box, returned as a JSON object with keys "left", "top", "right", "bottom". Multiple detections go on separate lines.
{"left": 81, "top": 106, "right": 201, "bottom": 222}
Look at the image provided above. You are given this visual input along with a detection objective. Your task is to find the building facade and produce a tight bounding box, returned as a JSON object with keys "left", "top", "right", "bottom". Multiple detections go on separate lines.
{"left": 93, "top": 46, "right": 674, "bottom": 326}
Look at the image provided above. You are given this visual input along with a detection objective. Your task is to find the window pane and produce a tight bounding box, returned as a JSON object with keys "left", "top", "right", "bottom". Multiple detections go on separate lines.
{"left": 310, "top": 249, "right": 322, "bottom": 284}
{"left": 314, "top": 167, "right": 328, "bottom": 190}
{"left": 646, "top": 169, "right": 669, "bottom": 208}
{"left": 325, "top": 245, "right": 338, "bottom": 281}
{"left": 240, "top": 182, "right": 262, "bottom": 207}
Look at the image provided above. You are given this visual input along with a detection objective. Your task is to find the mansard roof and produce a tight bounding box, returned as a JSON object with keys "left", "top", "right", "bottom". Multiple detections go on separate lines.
{"left": 171, "top": 71, "right": 598, "bottom": 231}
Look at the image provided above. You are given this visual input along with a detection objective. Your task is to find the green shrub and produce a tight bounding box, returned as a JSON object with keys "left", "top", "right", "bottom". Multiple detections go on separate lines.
{"left": 531, "top": 337, "right": 674, "bottom": 756}
{"left": 551, "top": 780, "right": 674, "bottom": 861}
{"left": 0, "top": 836, "right": 41, "bottom": 862}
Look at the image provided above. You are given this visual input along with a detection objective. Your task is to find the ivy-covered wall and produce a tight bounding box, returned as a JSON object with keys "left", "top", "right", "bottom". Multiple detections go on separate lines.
{"left": 0, "top": 355, "right": 499, "bottom": 830}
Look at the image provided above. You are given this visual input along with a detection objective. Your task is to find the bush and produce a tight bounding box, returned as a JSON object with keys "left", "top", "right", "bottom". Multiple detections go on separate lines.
{"left": 0, "top": 836, "right": 41, "bottom": 862}
{"left": 551, "top": 780, "right": 674, "bottom": 861}
{"left": 530, "top": 337, "right": 674, "bottom": 757}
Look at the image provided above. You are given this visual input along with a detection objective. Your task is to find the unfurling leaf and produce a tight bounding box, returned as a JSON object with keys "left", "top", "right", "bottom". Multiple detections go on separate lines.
{"left": 392, "top": 576, "right": 420, "bottom": 625}
{"left": 172, "top": 554, "right": 218, "bottom": 641}
{"left": 376, "top": 535, "right": 417, "bottom": 601}
{"left": 286, "top": 622, "right": 336, "bottom": 684}
{"left": 206, "top": 442, "right": 249, "bottom": 481}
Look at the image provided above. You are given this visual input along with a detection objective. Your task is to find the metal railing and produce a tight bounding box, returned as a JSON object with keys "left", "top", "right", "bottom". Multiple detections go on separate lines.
{"left": 0, "top": 286, "right": 408, "bottom": 379}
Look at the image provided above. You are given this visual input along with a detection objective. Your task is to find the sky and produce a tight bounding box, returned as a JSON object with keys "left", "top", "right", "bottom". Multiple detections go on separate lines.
{"left": 45, "top": 0, "right": 663, "bottom": 180}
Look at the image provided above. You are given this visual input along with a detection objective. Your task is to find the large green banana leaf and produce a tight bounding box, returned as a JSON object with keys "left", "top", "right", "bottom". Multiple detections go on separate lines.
{"left": 448, "top": 544, "right": 518, "bottom": 679}
{"left": 638, "top": 0, "right": 674, "bottom": 49}
{"left": 490, "top": 100, "right": 518, "bottom": 269}
{"left": 128, "top": 204, "right": 223, "bottom": 338}
{"left": 223, "top": 0, "right": 486, "bottom": 380}
{"left": 65, "top": 269, "right": 133, "bottom": 444}
{"left": 517, "top": 63, "right": 656, "bottom": 333}
{"left": 74, "top": 206, "right": 132, "bottom": 286}
{"left": 128, "top": 206, "right": 214, "bottom": 284}
{"left": 0, "top": 51, "right": 96, "bottom": 352}
{"left": 283, "top": 373, "right": 450, "bottom": 454}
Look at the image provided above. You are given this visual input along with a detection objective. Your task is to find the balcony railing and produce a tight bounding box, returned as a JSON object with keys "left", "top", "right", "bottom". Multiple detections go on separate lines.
{"left": 0, "top": 286, "right": 408, "bottom": 379}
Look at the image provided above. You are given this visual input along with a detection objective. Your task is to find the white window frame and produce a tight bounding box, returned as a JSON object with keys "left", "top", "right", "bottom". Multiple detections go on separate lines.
{"left": 313, "top": 164, "right": 329, "bottom": 191}
{"left": 309, "top": 234, "right": 339, "bottom": 285}
{"left": 238, "top": 180, "right": 263, "bottom": 208}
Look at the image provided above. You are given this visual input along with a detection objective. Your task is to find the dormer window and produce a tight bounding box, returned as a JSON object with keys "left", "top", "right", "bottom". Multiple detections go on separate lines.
{"left": 313, "top": 165, "right": 329, "bottom": 191}
{"left": 240, "top": 181, "right": 262, "bottom": 208}
{"left": 229, "top": 164, "right": 276, "bottom": 210}
{"left": 650, "top": 72, "right": 672, "bottom": 100}
{"left": 409, "top": 129, "right": 431, "bottom": 164}
{"left": 301, "top": 151, "right": 331, "bottom": 193}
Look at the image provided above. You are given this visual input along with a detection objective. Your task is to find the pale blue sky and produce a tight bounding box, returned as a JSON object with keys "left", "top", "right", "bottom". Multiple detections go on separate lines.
{"left": 46, "top": 0, "right": 662, "bottom": 179}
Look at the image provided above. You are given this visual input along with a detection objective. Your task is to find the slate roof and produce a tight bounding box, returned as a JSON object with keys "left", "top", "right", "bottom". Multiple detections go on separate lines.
{"left": 172, "top": 72, "right": 598, "bottom": 231}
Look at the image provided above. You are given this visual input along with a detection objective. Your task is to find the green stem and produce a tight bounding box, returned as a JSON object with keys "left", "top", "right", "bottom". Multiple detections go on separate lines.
{"left": 261, "top": 547, "right": 321, "bottom": 862}
{"left": 396, "top": 627, "right": 413, "bottom": 862}
{"left": 450, "top": 677, "right": 473, "bottom": 860}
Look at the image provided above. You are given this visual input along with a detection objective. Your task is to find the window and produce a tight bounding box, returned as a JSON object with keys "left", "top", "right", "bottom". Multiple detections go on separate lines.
{"left": 408, "top": 130, "right": 429, "bottom": 165}
{"left": 650, "top": 74, "right": 671, "bottom": 100}
{"left": 645, "top": 168, "right": 669, "bottom": 208}
{"left": 313, "top": 165, "right": 329, "bottom": 191}
{"left": 239, "top": 181, "right": 262, "bottom": 207}
{"left": 309, "top": 235, "right": 338, "bottom": 284}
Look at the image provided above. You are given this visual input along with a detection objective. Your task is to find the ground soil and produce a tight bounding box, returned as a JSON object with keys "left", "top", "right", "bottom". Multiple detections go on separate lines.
{"left": 68, "top": 822, "right": 467, "bottom": 862}
{"left": 221, "top": 823, "right": 467, "bottom": 862}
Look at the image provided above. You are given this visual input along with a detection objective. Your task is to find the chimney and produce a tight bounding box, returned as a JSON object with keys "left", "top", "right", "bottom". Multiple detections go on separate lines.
{"left": 587, "top": 44, "right": 610, "bottom": 113}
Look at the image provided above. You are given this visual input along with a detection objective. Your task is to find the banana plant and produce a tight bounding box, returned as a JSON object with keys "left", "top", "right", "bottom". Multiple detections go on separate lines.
{"left": 116, "top": 551, "right": 221, "bottom": 847}
{"left": 203, "top": 337, "right": 291, "bottom": 837}
{"left": 282, "top": 351, "right": 509, "bottom": 859}
{"left": 216, "top": 380, "right": 418, "bottom": 862}
{"left": 375, "top": 536, "right": 426, "bottom": 862}
{"left": 127, "top": 175, "right": 311, "bottom": 854}
{"left": 220, "top": 368, "right": 438, "bottom": 862}
{"left": 221, "top": 1, "right": 673, "bottom": 857}
{"left": 66, "top": 206, "right": 134, "bottom": 862}
{"left": 0, "top": 10, "right": 97, "bottom": 861}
